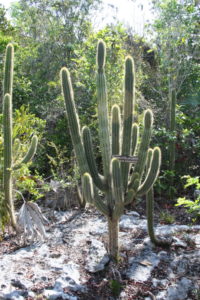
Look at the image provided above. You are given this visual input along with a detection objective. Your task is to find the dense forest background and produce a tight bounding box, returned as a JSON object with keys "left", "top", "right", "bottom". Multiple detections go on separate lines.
{"left": 0, "top": 0, "right": 199, "bottom": 220}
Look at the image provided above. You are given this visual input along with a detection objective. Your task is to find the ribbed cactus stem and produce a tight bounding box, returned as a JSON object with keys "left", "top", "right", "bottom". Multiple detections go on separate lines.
{"left": 108, "top": 217, "right": 119, "bottom": 261}
{"left": 82, "top": 173, "right": 109, "bottom": 216}
{"left": 121, "top": 57, "right": 135, "bottom": 190}
{"left": 13, "top": 135, "right": 38, "bottom": 170}
{"left": 134, "top": 109, "right": 153, "bottom": 178}
{"left": 3, "top": 94, "right": 16, "bottom": 228}
{"left": 97, "top": 39, "right": 105, "bottom": 70}
{"left": 82, "top": 172, "right": 94, "bottom": 204}
{"left": 111, "top": 158, "right": 124, "bottom": 218}
{"left": 82, "top": 126, "right": 107, "bottom": 191}
{"left": 111, "top": 105, "right": 121, "bottom": 155}
{"left": 3, "top": 44, "right": 13, "bottom": 96}
{"left": 61, "top": 67, "right": 89, "bottom": 175}
{"left": 146, "top": 148, "right": 153, "bottom": 169}
{"left": 147, "top": 188, "right": 171, "bottom": 247}
{"left": 96, "top": 40, "right": 111, "bottom": 178}
{"left": 138, "top": 147, "right": 161, "bottom": 196}
{"left": 131, "top": 123, "right": 139, "bottom": 155}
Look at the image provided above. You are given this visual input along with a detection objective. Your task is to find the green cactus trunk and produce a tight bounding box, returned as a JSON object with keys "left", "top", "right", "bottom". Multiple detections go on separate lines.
{"left": 3, "top": 94, "right": 16, "bottom": 228}
{"left": 2, "top": 44, "right": 38, "bottom": 230}
{"left": 108, "top": 218, "right": 119, "bottom": 261}
{"left": 61, "top": 40, "right": 162, "bottom": 261}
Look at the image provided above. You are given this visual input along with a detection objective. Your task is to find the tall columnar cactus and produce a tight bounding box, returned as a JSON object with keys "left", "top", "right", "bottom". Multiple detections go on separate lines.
{"left": 2, "top": 44, "right": 38, "bottom": 230}
{"left": 61, "top": 41, "right": 161, "bottom": 261}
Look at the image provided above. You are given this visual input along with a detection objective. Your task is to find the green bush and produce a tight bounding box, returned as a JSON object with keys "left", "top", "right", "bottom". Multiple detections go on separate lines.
{"left": 176, "top": 175, "right": 200, "bottom": 220}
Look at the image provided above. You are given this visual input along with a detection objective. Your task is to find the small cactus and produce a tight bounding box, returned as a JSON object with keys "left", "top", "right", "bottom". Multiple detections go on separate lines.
{"left": 2, "top": 44, "right": 38, "bottom": 230}
{"left": 61, "top": 41, "right": 161, "bottom": 260}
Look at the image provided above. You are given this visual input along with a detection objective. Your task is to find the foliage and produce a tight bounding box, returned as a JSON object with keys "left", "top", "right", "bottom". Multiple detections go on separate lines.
{"left": 141, "top": 0, "right": 200, "bottom": 197}
{"left": 160, "top": 210, "right": 175, "bottom": 224}
{"left": 149, "top": 0, "right": 199, "bottom": 99}
{"left": 176, "top": 175, "right": 200, "bottom": 218}
{"left": 7, "top": 0, "right": 104, "bottom": 176}
{"left": 109, "top": 279, "right": 122, "bottom": 297}
{"left": 10, "top": 0, "right": 101, "bottom": 113}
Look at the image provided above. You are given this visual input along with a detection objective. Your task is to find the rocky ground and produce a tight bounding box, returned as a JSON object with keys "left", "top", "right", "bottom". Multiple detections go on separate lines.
{"left": 0, "top": 207, "right": 200, "bottom": 300}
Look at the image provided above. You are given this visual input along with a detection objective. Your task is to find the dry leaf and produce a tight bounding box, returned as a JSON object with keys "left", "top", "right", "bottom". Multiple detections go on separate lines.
{"left": 18, "top": 202, "right": 49, "bottom": 243}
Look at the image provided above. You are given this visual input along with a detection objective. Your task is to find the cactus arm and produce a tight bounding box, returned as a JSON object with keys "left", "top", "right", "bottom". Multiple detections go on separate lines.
{"left": 82, "top": 172, "right": 94, "bottom": 204}
{"left": 137, "top": 147, "right": 161, "bottom": 196}
{"left": 13, "top": 135, "right": 38, "bottom": 170}
{"left": 128, "top": 171, "right": 139, "bottom": 189}
{"left": 124, "top": 189, "right": 136, "bottom": 205}
{"left": 146, "top": 148, "right": 153, "bottom": 169}
{"left": 76, "top": 184, "right": 86, "bottom": 208}
{"left": 96, "top": 40, "right": 111, "bottom": 178}
{"left": 3, "top": 44, "right": 13, "bottom": 96}
{"left": 82, "top": 173, "right": 109, "bottom": 216}
{"left": 82, "top": 126, "right": 107, "bottom": 191}
{"left": 147, "top": 188, "right": 171, "bottom": 247}
{"left": 121, "top": 57, "right": 135, "bottom": 190}
{"left": 111, "top": 105, "right": 121, "bottom": 155}
{"left": 111, "top": 158, "right": 124, "bottom": 218}
{"left": 131, "top": 123, "right": 139, "bottom": 155}
{"left": 134, "top": 109, "right": 153, "bottom": 178}
{"left": 94, "top": 192, "right": 110, "bottom": 217}
{"left": 61, "top": 67, "right": 89, "bottom": 175}
{"left": 146, "top": 188, "right": 158, "bottom": 244}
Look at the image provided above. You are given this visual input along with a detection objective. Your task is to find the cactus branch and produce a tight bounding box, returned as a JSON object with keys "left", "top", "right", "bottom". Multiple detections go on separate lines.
{"left": 121, "top": 57, "right": 135, "bottom": 190}
{"left": 138, "top": 147, "right": 161, "bottom": 196}
{"left": 13, "top": 135, "right": 38, "bottom": 170}
{"left": 61, "top": 67, "right": 89, "bottom": 175}
{"left": 147, "top": 188, "right": 171, "bottom": 247}
{"left": 131, "top": 123, "right": 139, "bottom": 155}
{"left": 82, "top": 126, "right": 107, "bottom": 191}
{"left": 96, "top": 40, "right": 111, "bottom": 178}
{"left": 134, "top": 109, "right": 153, "bottom": 178}
{"left": 111, "top": 105, "right": 121, "bottom": 155}
{"left": 3, "top": 44, "right": 13, "bottom": 97}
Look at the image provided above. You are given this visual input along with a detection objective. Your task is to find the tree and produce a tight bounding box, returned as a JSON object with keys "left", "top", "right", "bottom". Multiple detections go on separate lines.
{"left": 143, "top": 0, "right": 199, "bottom": 189}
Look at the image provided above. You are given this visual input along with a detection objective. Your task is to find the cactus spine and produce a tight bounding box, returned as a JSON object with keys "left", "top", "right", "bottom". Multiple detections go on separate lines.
{"left": 2, "top": 44, "right": 38, "bottom": 230}
{"left": 61, "top": 41, "right": 161, "bottom": 261}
